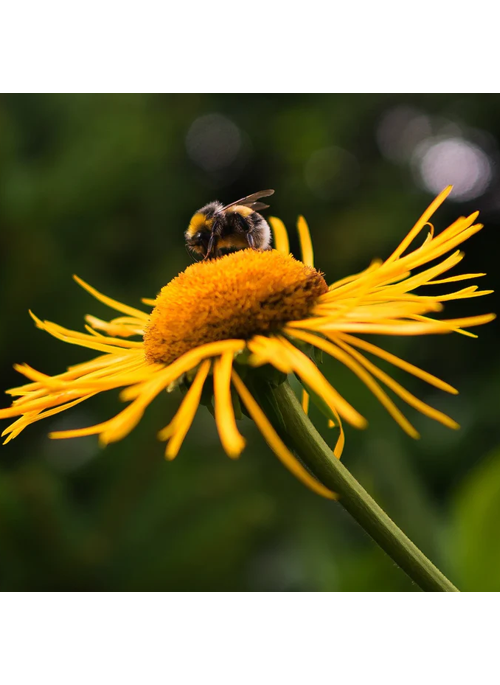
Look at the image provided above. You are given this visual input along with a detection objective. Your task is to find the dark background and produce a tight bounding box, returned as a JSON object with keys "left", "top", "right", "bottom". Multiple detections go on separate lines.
{"left": 0, "top": 94, "right": 499, "bottom": 591}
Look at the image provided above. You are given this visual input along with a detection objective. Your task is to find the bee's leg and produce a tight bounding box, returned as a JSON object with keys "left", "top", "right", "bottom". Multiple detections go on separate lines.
{"left": 204, "top": 233, "right": 217, "bottom": 260}
{"left": 205, "top": 218, "right": 223, "bottom": 260}
{"left": 233, "top": 213, "right": 256, "bottom": 250}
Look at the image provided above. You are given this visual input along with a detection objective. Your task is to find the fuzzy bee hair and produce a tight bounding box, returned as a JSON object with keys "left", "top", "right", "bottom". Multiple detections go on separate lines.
{"left": 185, "top": 190, "right": 274, "bottom": 260}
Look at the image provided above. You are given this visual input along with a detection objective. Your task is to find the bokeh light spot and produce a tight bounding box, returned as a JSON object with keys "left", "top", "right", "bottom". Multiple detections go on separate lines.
{"left": 376, "top": 106, "right": 432, "bottom": 163}
{"left": 413, "top": 137, "right": 493, "bottom": 201}
{"left": 186, "top": 113, "right": 242, "bottom": 173}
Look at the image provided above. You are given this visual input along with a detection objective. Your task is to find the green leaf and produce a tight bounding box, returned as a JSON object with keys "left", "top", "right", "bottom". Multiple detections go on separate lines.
{"left": 451, "top": 447, "right": 500, "bottom": 591}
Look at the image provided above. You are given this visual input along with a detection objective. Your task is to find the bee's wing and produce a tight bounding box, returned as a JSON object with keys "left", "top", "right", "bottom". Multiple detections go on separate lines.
{"left": 221, "top": 189, "right": 274, "bottom": 212}
{"left": 247, "top": 202, "right": 270, "bottom": 211}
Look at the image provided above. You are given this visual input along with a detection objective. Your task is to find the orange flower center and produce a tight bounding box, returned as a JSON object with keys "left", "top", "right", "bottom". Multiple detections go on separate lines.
{"left": 144, "top": 249, "right": 328, "bottom": 364}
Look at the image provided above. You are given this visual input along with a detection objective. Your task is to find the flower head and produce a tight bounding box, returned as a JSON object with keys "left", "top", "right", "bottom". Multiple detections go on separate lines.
{"left": 0, "top": 186, "right": 494, "bottom": 498}
{"left": 144, "top": 249, "right": 327, "bottom": 365}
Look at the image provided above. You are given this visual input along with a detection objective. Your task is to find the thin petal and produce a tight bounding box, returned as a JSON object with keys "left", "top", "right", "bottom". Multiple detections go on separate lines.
{"left": 301, "top": 389, "right": 310, "bottom": 414}
{"left": 326, "top": 259, "right": 383, "bottom": 293}
{"left": 0, "top": 390, "right": 95, "bottom": 419}
{"left": 85, "top": 315, "right": 145, "bottom": 337}
{"left": 247, "top": 336, "right": 294, "bottom": 374}
{"left": 2, "top": 393, "right": 96, "bottom": 443}
{"left": 231, "top": 370, "right": 337, "bottom": 499}
{"left": 327, "top": 404, "right": 345, "bottom": 459}
{"left": 297, "top": 216, "right": 314, "bottom": 267}
{"left": 120, "top": 339, "right": 245, "bottom": 402}
{"left": 6, "top": 354, "right": 145, "bottom": 403}
{"left": 301, "top": 313, "right": 496, "bottom": 336}
{"left": 48, "top": 364, "right": 187, "bottom": 443}
{"left": 277, "top": 336, "right": 367, "bottom": 429}
{"left": 99, "top": 371, "right": 177, "bottom": 444}
{"left": 268, "top": 216, "right": 290, "bottom": 255}
{"left": 333, "top": 336, "right": 460, "bottom": 430}
{"left": 335, "top": 333, "right": 458, "bottom": 394}
{"left": 44, "top": 317, "right": 143, "bottom": 348}
{"left": 385, "top": 186, "right": 453, "bottom": 264}
{"left": 160, "top": 360, "right": 211, "bottom": 459}
{"left": 49, "top": 421, "right": 111, "bottom": 440}
{"left": 214, "top": 352, "right": 246, "bottom": 458}
{"left": 427, "top": 273, "right": 486, "bottom": 285}
{"left": 30, "top": 311, "right": 140, "bottom": 354}
{"left": 14, "top": 358, "right": 155, "bottom": 399}
{"left": 381, "top": 250, "right": 464, "bottom": 295}
{"left": 400, "top": 222, "right": 484, "bottom": 271}
{"left": 288, "top": 328, "right": 419, "bottom": 438}
{"left": 73, "top": 275, "right": 150, "bottom": 321}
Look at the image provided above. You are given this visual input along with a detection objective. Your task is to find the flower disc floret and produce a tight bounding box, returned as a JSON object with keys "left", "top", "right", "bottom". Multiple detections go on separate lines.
{"left": 144, "top": 249, "right": 328, "bottom": 364}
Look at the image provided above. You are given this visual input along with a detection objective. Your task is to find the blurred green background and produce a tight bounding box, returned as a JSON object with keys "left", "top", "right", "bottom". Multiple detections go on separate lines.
{"left": 0, "top": 94, "right": 499, "bottom": 591}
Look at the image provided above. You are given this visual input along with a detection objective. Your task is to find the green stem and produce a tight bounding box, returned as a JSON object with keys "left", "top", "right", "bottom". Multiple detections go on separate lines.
{"left": 255, "top": 379, "right": 459, "bottom": 592}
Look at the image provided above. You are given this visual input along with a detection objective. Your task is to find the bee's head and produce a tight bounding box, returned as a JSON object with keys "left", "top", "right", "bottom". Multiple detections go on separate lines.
{"left": 185, "top": 202, "right": 222, "bottom": 258}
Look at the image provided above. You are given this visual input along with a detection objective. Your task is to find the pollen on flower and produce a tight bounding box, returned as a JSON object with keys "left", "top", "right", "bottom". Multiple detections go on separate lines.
{"left": 144, "top": 249, "right": 328, "bottom": 364}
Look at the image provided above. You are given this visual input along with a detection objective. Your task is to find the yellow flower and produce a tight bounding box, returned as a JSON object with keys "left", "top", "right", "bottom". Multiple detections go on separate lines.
{"left": 0, "top": 186, "right": 494, "bottom": 499}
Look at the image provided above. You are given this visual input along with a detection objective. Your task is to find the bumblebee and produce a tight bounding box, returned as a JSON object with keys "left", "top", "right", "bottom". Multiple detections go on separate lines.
{"left": 185, "top": 189, "right": 275, "bottom": 259}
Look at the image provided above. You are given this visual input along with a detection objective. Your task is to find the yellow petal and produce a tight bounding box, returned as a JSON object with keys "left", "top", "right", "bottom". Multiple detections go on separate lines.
{"left": 288, "top": 328, "right": 419, "bottom": 438}
{"left": 383, "top": 250, "right": 464, "bottom": 295}
{"left": 247, "top": 336, "right": 294, "bottom": 374}
{"left": 327, "top": 403, "right": 345, "bottom": 459}
{"left": 231, "top": 370, "right": 337, "bottom": 499}
{"left": 333, "top": 336, "right": 460, "bottom": 430}
{"left": 120, "top": 339, "right": 245, "bottom": 401}
{"left": 268, "top": 217, "right": 290, "bottom": 255}
{"left": 3, "top": 393, "right": 97, "bottom": 443}
{"left": 214, "top": 353, "right": 246, "bottom": 458}
{"left": 99, "top": 372, "right": 175, "bottom": 444}
{"left": 6, "top": 355, "right": 144, "bottom": 404}
{"left": 301, "top": 389, "right": 309, "bottom": 414}
{"left": 0, "top": 390, "right": 93, "bottom": 419}
{"left": 85, "top": 314, "right": 144, "bottom": 337}
{"left": 277, "top": 336, "right": 367, "bottom": 429}
{"left": 326, "top": 259, "right": 383, "bottom": 293}
{"left": 297, "top": 216, "right": 314, "bottom": 267}
{"left": 427, "top": 273, "right": 486, "bottom": 285}
{"left": 29, "top": 311, "right": 139, "bottom": 354}
{"left": 17, "top": 358, "right": 155, "bottom": 398}
{"left": 335, "top": 333, "right": 458, "bottom": 394}
{"left": 305, "top": 314, "right": 495, "bottom": 336}
{"left": 161, "top": 360, "right": 211, "bottom": 459}
{"left": 402, "top": 222, "right": 483, "bottom": 271}
{"left": 385, "top": 186, "right": 453, "bottom": 264}
{"left": 50, "top": 421, "right": 111, "bottom": 440}
{"left": 73, "top": 275, "right": 150, "bottom": 321}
